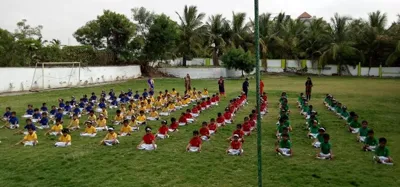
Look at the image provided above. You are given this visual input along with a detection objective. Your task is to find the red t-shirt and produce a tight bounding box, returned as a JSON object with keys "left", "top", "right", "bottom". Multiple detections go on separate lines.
{"left": 241, "top": 94, "right": 246, "bottom": 101}
{"left": 208, "top": 123, "right": 217, "bottom": 130}
{"left": 211, "top": 97, "right": 216, "bottom": 102}
{"left": 206, "top": 100, "right": 211, "bottom": 106}
{"left": 242, "top": 122, "right": 251, "bottom": 131}
{"left": 189, "top": 137, "right": 202, "bottom": 147}
{"left": 201, "top": 102, "right": 207, "bottom": 108}
{"left": 231, "top": 140, "right": 242, "bottom": 149}
{"left": 261, "top": 103, "right": 266, "bottom": 110}
{"left": 216, "top": 116, "right": 225, "bottom": 123}
{"left": 178, "top": 116, "right": 187, "bottom": 123}
{"left": 233, "top": 129, "right": 244, "bottom": 138}
{"left": 249, "top": 120, "right": 256, "bottom": 128}
{"left": 185, "top": 113, "right": 193, "bottom": 119}
{"left": 224, "top": 112, "right": 232, "bottom": 120}
{"left": 158, "top": 125, "right": 169, "bottom": 135}
{"left": 170, "top": 122, "right": 178, "bottom": 129}
{"left": 216, "top": 96, "right": 220, "bottom": 102}
{"left": 252, "top": 113, "right": 257, "bottom": 121}
{"left": 192, "top": 107, "right": 199, "bottom": 113}
{"left": 262, "top": 95, "right": 267, "bottom": 102}
{"left": 229, "top": 105, "right": 235, "bottom": 113}
{"left": 260, "top": 81, "right": 264, "bottom": 94}
{"left": 196, "top": 105, "right": 202, "bottom": 111}
{"left": 143, "top": 133, "right": 155, "bottom": 144}
{"left": 199, "top": 127, "right": 209, "bottom": 136}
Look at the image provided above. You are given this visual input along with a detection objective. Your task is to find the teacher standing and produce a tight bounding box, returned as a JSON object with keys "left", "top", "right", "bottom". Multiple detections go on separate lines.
{"left": 184, "top": 74, "right": 191, "bottom": 92}
{"left": 218, "top": 76, "right": 225, "bottom": 97}
{"left": 305, "top": 77, "right": 313, "bottom": 101}
{"left": 242, "top": 78, "right": 249, "bottom": 97}
{"left": 147, "top": 76, "right": 154, "bottom": 89}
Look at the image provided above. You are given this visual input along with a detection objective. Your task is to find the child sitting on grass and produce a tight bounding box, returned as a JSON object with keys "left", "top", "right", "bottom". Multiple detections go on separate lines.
{"left": 348, "top": 115, "right": 361, "bottom": 134}
{"left": 178, "top": 113, "right": 188, "bottom": 126}
{"left": 276, "top": 133, "right": 292, "bottom": 157}
{"left": 208, "top": 118, "right": 217, "bottom": 135}
{"left": 373, "top": 137, "right": 393, "bottom": 165}
{"left": 2, "top": 111, "right": 19, "bottom": 129}
{"left": 199, "top": 122, "right": 210, "bottom": 141}
{"left": 312, "top": 127, "right": 326, "bottom": 148}
{"left": 95, "top": 114, "right": 108, "bottom": 131}
{"left": 137, "top": 126, "right": 157, "bottom": 151}
{"left": 37, "top": 112, "right": 50, "bottom": 129}
{"left": 227, "top": 124, "right": 245, "bottom": 142}
{"left": 100, "top": 127, "right": 119, "bottom": 146}
{"left": 14, "top": 119, "right": 36, "bottom": 135}
{"left": 147, "top": 108, "right": 159, "bottom": 121}
{"left": 55, "top": 128, "right": 71, "bottom": 147}
{"left": 363, "top": 129, "right": 378, "bottom": 151}
{"left": 136, "top": 110, "right": 147, "bottom": 125}
{"left": 216, "top": 112, "right": 225, "bottom": 127}
{"left": 15, "top": 127, "right": 37, "bottom": 146}
{"left": 45, "top": 119, "right": 63, "bottom": 136}
{"left": 186, "top": 130, "right": 202, "bottom": 152}
{"left": 226, "top": 134, "right": 243, "bottom": 156}
{"left": 119, "top": 119, "right": 132, "bottom": 137}
{"left": 308, "top": 120, "right": 320, "bottom": 139}
{"left": 113, "top": 110, "right": 124, "bottom": 125}
{"left": 80, "top": 121, "right": 97, "bottom": 137}
{"left": 357, "top": 120, "right": 369, "bottom": 142}
{"left": 156, "top": 120, "right": 169, "bottom": 139}
{"left": 316, "top": 133, "right": 334, "bottom": 160}
{"left": 68, "top": 114, "right": 80, "bottom": 131}
{"left": 185, "top": 109, "right": 195, "bottom": 123}
{"left": 168, "top": 117, "right": 179, "bottom": 132}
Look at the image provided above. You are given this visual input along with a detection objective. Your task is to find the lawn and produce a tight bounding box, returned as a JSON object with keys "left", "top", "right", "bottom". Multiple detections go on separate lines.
{"left": 0, "top": 76, "right": 399, "bottom": 187}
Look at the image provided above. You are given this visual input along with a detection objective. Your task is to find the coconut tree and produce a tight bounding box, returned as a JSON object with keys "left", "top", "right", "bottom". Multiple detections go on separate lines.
{"left": 257, "top": 13, "right": 273, "bottom": 71}
{"left": 385, "top": 40, "right": 400, "bottom": 66}
{"left": 319, "top": 13, "right": 364, "bottom": 75}
{"left": 176, "top": 5, "right": 206, "bottom": 66}
{"left": 206, "top": 14, "right": 228, "bottom": 66}
{"left": 231, "top": 12, "right": 251, "bottom": 50}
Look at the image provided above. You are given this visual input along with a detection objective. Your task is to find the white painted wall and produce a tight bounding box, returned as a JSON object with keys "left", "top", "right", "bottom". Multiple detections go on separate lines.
{"left": 382, "top": 67, "right": 400, "bottom": 77}
{"left": 159, "top": 68, "right": 254, "bottom": 79}
{"left": 1, "top": 65, "right": 141, "bottom": 93}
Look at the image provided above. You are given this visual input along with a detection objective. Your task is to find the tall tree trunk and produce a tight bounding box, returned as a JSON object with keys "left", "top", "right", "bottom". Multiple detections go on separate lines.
{"left": 212, "top": 48, "right": 219, "bottom": 66}
{"left": 262, "top": 58, "right": 267, "bottom": 72}
{"left": 182, "top": 55, "right": 187, "bottom": 66}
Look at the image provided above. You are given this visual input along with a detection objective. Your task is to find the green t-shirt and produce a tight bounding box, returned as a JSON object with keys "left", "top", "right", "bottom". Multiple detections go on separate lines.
{"left": 284, "top": 121, "right": 290, "bottom": 128}
{"left": 308, "top": 118, "right": 319, "bottom": 128}
{"left": 320, "top": 142, "right": 331, "bottom": 154}
{"left": 302, "top": 106, "right": 309, "bottom": 113}
{"left": 359, "top": 127, "right": 369, "bottom": 137}
{"left": 298, "top": 96, "right": 303, "bottom": 103}
{"left": 277, "top": 125, "right": 285, "bottom": 133}
{"left": 347, "top": 116, "right": 354, "bottom": 123}
{"left": 364, "top": 137, "right": 378, "bottom": 146}
{"left": 310, "top": 126, "right": 319, "bottom": 134}
{"left": 335, "top": 106, "right": 342, "bottom": 113}
{"left": 316, "top": 134, "right": 324, "bottom": 142}
{"left": 324, "top": 97, "right": 329, "bottom": 103}
{"left": 375, "top": 146, "right": 390, "bottom": 157}
{"left": 349, "top": 121, "right": 361, "bottom": 128}
{"left": 282, "top": 105, "right": 289, "bottom": 111}
{"left": 341, "top": 111, "right": 349, "bottom": 118}
{"left": 279, "top": 140, "right": 292, "bottom": 149}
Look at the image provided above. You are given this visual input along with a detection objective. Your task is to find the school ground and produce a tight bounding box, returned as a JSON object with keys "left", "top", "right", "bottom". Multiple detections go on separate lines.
{"left": 0, "top": 75, "right": 399, "bottom": 187}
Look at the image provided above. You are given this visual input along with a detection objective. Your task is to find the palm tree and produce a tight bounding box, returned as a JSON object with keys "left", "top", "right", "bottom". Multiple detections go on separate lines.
{"left": 206, "top": 14, "right": 228, "bottom": 66}
{"left": 385, "top": 40, "right": 400, "bottom": 66}
{"left": 319, "top": 13, "right": 364, "bottom": 75}
{"left": 231, "top": 12, "right": 250, "bottom": 50}
{"left": 302, "top": 18, "right": 331, "bottom": 68}
{"left": 176, "top": 5, "right": 206, "bottom": 66}
{"left": 258, "top": 13, "right": 273, "bottom": 71}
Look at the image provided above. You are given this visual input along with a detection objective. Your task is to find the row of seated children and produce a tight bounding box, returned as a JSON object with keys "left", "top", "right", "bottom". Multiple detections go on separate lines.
{"left": 296, "top": 93, "right": 334, "bottom": 160}
{"left": 324, "top": 94, "right": 393, "bottom": 165}
{"left": 275, "top": 93, "right": 293, "bottom": 157}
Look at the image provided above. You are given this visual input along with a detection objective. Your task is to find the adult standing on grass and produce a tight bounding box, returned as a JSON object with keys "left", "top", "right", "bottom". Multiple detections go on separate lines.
{"left": 147, "top": 76, "right": 155, "bottom": 90}
{"left": 242, "top": 78, "right": 249, "bottom": 97}
{"left": 260, "top": 79, "right": 264, "bottom": 94}
{"left": 305, "top": 77, "right": 313, "bottom": 101}
{"left": 218, "top": 76, "right": 225, "bottom": 97}
{"left": 184, "top": 74, "right": 191, "bottom": 92}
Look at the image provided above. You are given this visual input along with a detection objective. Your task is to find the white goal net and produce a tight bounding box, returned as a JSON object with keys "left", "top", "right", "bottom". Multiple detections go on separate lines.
{"left": 30, "top": 62, "right": 81, "bottom": 91}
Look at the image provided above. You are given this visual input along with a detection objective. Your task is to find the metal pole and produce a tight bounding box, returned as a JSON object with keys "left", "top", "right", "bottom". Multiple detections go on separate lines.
{"left": 254, "top": 0, "right": 262, "bottom": 186}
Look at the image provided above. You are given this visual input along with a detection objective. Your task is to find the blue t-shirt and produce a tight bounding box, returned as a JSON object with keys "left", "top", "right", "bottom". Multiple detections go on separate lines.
{"left": 82, "top": 97, "right": 88, "bottom": 103}
{"left": 149, "top": 90, "right": 154, "bottom": 96}
{"left": 101, "top": 92, "right": 106, "bottom": 98}
{"left": 127, "top": 91, "right": 133, "bottom": 97}
{"left": 111, "top": 100, "right": 118, "bottom": 106}
{"left": 3, "top": 111, "right": 11, "bottom": 118}
{"left": 40, "top": 117, "right": 49, "bottom": 126}
{"left": 142, "top": 92, "right": 148, "bottom": 98}
{"left": 79, "top": 102, "right": 85, "bottom": 108}
{"left": 64, "top": 105, "right": 71, "bottom": 112}
{"left": 134, "top": 94, "right": 140, "bottom": 100}
{"left": 26, "top": 109, "right": 34, "bottom": 115}
{"left": 55, "top": 112, "right": 63, "bottom": 120}
{"left": 33, "top": 113, "right": 41, "bottom": 119}
{"left": 41, "top": 106, "right": 48, "bottom": 111}
{"left": 50, "top": 109, "right": 57, "bottom": 115}
{"left": 90, "top": 95, "right": 97, "bottom": 101}
{"left": 85, "top": 105, "right": 92, "bottom": 112}
{"left": 118, "top": 94, "right": 124, "bottom": 99}
{"left": 24, "top": 124, "right": 36, "bottom": 131}
{"left": 9, "top": 116, "right": 19, "bottom": 124}
{"left": 73, "top": 108, "right": 81, "bottom": 115}
{"left": 98, "top": 102, "right": 106, "bottom": 108}
{"left": 59, "top": 103, "right": 65, "bottom": 108}
{"left": 70, "top": 100, "right": 76, "bottom": 106}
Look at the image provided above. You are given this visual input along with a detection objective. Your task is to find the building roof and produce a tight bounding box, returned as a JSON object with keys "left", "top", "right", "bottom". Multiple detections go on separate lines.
{"left": 298, "top": 12, "right": 312, "bottom": 19}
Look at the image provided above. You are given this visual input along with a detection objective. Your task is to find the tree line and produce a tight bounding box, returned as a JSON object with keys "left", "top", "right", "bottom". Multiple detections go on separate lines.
{"left": 0, "top": 5, "right": 399, "bottom": 73}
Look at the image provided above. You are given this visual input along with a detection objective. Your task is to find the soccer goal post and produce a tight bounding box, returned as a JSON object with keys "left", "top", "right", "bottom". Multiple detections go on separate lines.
{"left": 29, "top": 62, "right": 81, "bottom": 92}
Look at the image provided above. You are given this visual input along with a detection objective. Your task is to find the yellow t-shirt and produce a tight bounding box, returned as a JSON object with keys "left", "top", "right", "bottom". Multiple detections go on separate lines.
{"left": 96, "top": 119, "right": 107, "bottom": 127}
{"left": 59, "top": 134, "right": 71, "bottom": 142}
{"left": 149, "top": 97, "right": 155, "bottom": 103}
{"left": 168, "top": 104, "right": 175, "bottom": 110}
{"left": 24, "top": 133, "right": 37, "bottom": 141}
{"left": 88, "top": 114, "right": 97, "bottom": 121}
{"left": 105, "top": 132, "right": 117, "bottom": 140}
{"left": 120, "top": 125, "right": 132, "bottom": 133}
{"left": 101, "top": 110, "right": 108, "bottom": 118}
{"left": 126, "top": 109, "right": 135, "bottom": 116}
{"left": 114, "top": 115, "right": 124, "bottom": 122}
{"left": 52, "top": 124, "right": 63, "bottom": 132}
{"left": 139, "top": 106, "right": 146, "bottom": 112}
{"left": 155, "top": 101, "right": 163, "bottom": 108}
{"left": 203, "top": 91, "right": 209, "bottom": 95}
{"left": 69, "top": 119, "right": 80, "bottom": 127}
{"left": 149, "top": 111, "right": 159, "bottom": 117}
{"left": 171, "top": 91, "right": 177, "bottom": 96}
{"left": 120, "top": 107, "right": 126, "bottom": 114}
{"left": 85, "top": 126, "right": 97, "bottom": 134}
{"left": 129, "top": 103, "right": 137, "bottom": 109}
{"left": 145, "top": 104, "right": 152, "bottom": 110}
{"left": 129, "top": 121, "right": 137, "bottom": 127}
{"left": 175, "top": 101, "right": 182, "bottom": 106}
{"left": 137, "top": 115, "right": 146, "bottom": 122}
{"left": 161, "top": 107, "right": 168, "bottom": 112}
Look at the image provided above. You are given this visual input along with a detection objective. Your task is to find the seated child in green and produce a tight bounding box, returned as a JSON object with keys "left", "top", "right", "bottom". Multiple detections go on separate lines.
{"left": 316, "top": 133, "right": 334, "bottom": 160}
{"left": 308, "top": 120, "right": 320, "bottom": 139}
{"left": 357, "top": 120, "right": 369, "bottom": 142}
{"left": 373, "top": 137, "right": 393, "bottom": 165}
{"left": 312, "top": 127, "right": 326, "bottom": 148}
{"left": 275, "top": 133, "right": 292, "bottom": 157}
{"left": 348, "top": 115, "right": 361, "bottom": 134}
{"left": 363, "top": 129, "right": 378, "bottom": 151}
{"left": 340, "top": 106, "right": 349, "bottom": 120}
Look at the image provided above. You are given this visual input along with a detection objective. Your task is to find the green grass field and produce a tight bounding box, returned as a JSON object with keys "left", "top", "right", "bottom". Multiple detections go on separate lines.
{"left": 0, "top": 76, "right": 399, "bottom": 187}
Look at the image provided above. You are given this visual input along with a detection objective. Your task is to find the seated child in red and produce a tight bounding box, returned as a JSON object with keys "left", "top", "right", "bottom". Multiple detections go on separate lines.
{"left": 199, "top": 122, "right": 210, "bottom": 141}
{"left": 208, "top": 118, "right": 217, "bottom": 135}
{"left": 242, "top": 117, "right": 252, "bottom": 136}
{"left": 178, "top": 113, "right": 187, "bottom": 126}
{"left": 216, "top": 112, "right": 225, "bottom": 126}
{"left": 186, "top": 130, "right": 202, "bottom": 152}
{"left": 168, "top": 117, "right": 179, "bottom": 132}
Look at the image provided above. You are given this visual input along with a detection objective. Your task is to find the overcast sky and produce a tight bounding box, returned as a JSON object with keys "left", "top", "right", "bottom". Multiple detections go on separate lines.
{"left": 1, "top": 0, "right": 399, "bottom": 45}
